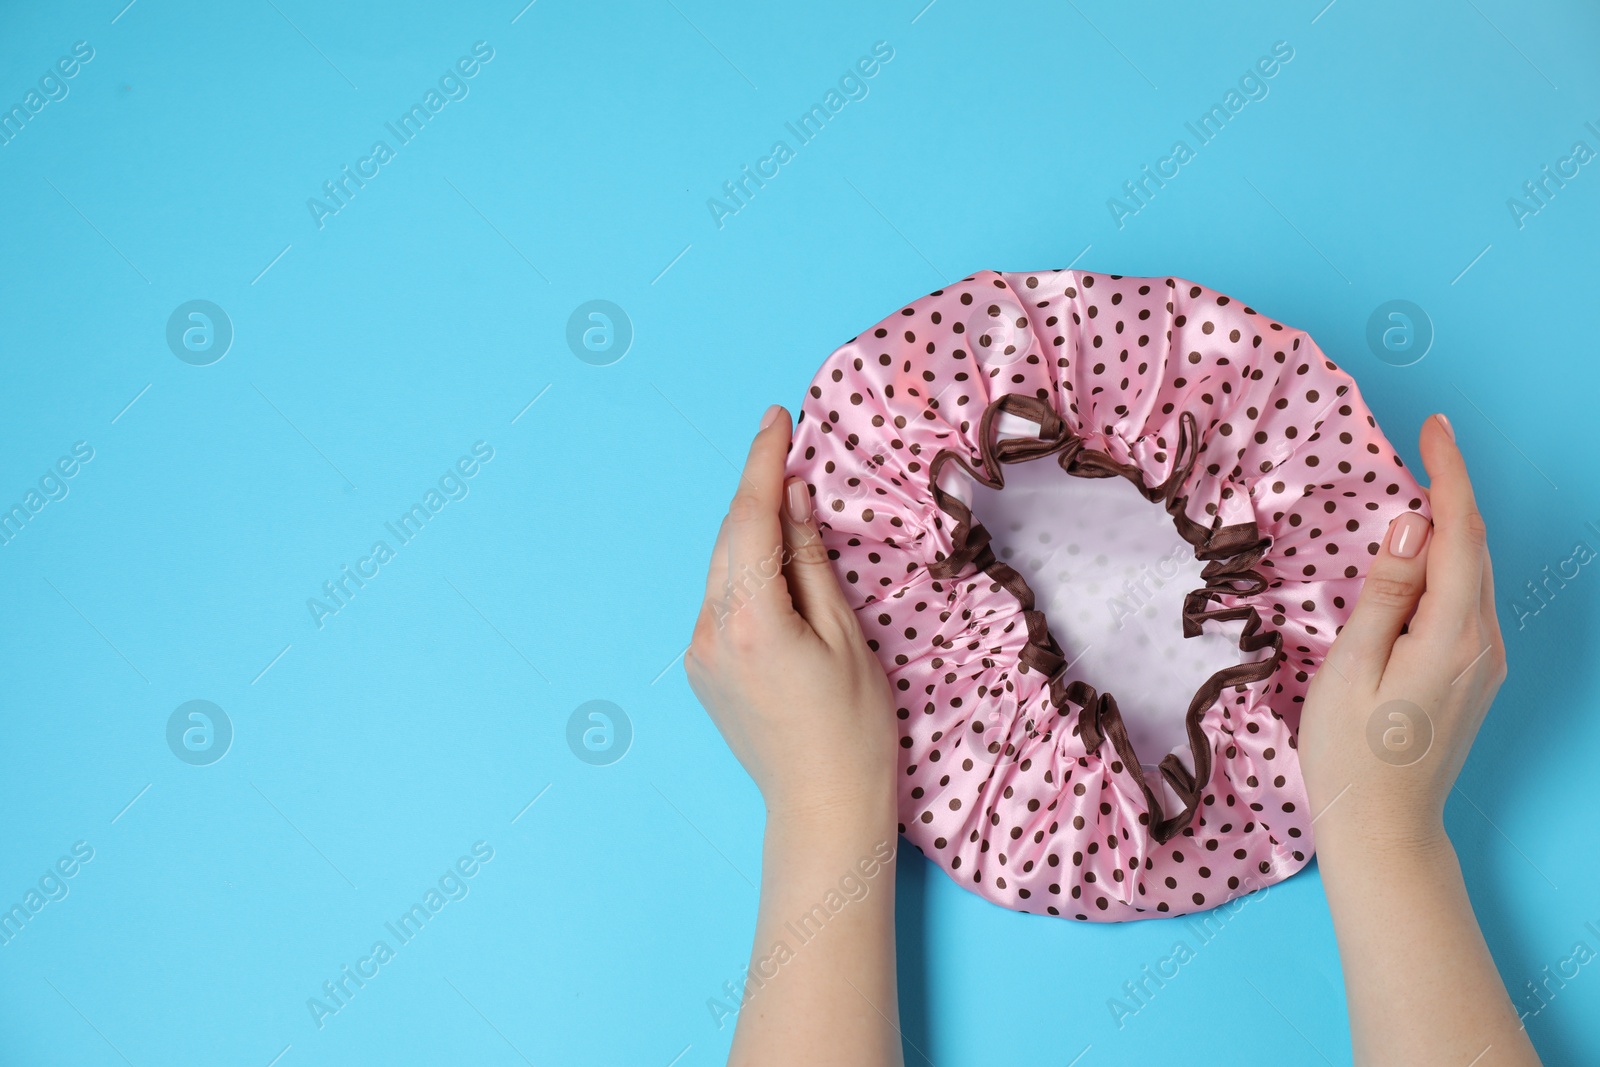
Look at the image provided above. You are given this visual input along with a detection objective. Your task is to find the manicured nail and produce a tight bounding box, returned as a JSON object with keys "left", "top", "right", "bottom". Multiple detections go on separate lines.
{"left": 1435, "top": 413, "right": 1454, "bottom": 441}
{"left": 785, "top": 478, "right": 811, "bottom": 523}
{"left": 1389, "top": 512, "right": 1429, "bottom": 559}
{"left": 760, "top": 404, "right": 783, "bottom": 430}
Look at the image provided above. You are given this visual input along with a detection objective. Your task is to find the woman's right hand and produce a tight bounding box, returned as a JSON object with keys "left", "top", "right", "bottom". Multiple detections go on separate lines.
{"left": 1297, "top": 412, "right": 1507, "bottom": 854}
{"left": 1297, "top": 413, "right": 1537, "bottom": 1067}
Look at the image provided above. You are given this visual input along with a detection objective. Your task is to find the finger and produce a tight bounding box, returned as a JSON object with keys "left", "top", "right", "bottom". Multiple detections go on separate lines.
{"left": 688, "top": 516, "right": 733, "bottom": 655}
{"left": 1409, "top": 413, "right": 1487, "bottom": 640}
{"left": 1479, "top": 542, "right": 1502, "bottom": 649}
{"left": 1324, "top": 510, "right": 1432, "bottom": 689}
{"left": 725, "top": 405, "right": 796, "bottom": 622}
{"left": 1444, "top": 543, "right": 1505, "bottom": 695}
{"left": 702, "top": 514, "right": 730, "bottom": 604}
{"left": 779, "top": 476, "right": 851, "bottom": 632}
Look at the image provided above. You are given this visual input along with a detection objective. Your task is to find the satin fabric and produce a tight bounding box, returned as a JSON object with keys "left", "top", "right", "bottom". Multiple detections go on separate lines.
{"left": 788, "top": 270, "right": 1427, "bottom": 920}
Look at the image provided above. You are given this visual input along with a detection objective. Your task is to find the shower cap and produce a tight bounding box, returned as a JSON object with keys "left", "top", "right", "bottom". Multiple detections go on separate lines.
{"left": 787, "top": 270, "right": 1426, "bottom": 920}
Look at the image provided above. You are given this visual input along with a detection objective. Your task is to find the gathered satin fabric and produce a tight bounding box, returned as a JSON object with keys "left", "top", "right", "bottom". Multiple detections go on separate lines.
{"left": 787, "top": 270, "right": 1426, "bottom": 920}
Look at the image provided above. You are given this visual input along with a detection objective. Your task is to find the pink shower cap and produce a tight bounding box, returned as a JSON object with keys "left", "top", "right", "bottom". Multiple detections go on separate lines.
{"left": 788, "top": 270, "right": 1426, "bottom": 920}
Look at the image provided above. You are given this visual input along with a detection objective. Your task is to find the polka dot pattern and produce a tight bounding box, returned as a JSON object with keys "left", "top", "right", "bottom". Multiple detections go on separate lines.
{"left": 787, "top": 270, "right": 1428, "bottom": 921}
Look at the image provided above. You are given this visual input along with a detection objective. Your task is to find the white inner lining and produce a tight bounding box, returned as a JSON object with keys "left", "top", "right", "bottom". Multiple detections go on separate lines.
{"left": 949, "top": 415, "right": 1262, "bottom": 797}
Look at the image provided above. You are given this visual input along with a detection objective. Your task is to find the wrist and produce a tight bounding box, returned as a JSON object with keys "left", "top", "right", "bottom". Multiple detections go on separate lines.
{"left": 761, "top": 805, "right": 900, "bottom": 904}
{"left": 765, "top": 771, "right": 896, "bottom": 831}
{"left": 766, "top": 788, "right": 897, "bottom": 855}
{"left": 1315, "top": 811, "right": 1456, "bottom": 884}
{"left": 1311, "top": 785, "right": 1450, "bottom": 859}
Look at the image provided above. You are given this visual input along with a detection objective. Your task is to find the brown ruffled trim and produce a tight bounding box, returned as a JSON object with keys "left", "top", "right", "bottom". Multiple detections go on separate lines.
{"left": 926, "top": 394, "right": 1284, "bottom": 844}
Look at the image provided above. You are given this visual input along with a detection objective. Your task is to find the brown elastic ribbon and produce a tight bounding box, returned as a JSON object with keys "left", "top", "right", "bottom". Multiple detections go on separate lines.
{"left": 927, "top": 393, "right": 1285, "bottom": 843}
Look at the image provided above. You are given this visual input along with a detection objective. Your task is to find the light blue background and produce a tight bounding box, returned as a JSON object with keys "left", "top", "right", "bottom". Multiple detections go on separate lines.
{"left": 1, "top": 1, "right": 1596, "bottom": 1064}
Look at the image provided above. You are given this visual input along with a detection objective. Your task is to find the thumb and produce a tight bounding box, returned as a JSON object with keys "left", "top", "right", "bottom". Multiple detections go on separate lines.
{"left": 1325, "top": 510, "right": 1433, "bottom": 690}
{"left": 779, "top": 477, "right": 852, "bottom": 632}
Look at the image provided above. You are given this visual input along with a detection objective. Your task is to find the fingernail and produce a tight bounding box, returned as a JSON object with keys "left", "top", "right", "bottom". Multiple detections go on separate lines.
{"left": 760, "top": 404, "right": 783, "bottom": 430}
{"left": 1389, "top": 512, "right": 1429, "bottom": 559}
{"left": 1435, "top": 413, "right": 1454, "bottom": 441}
{"left": 785, "top": 478, "right": 811, "bottom": 523}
